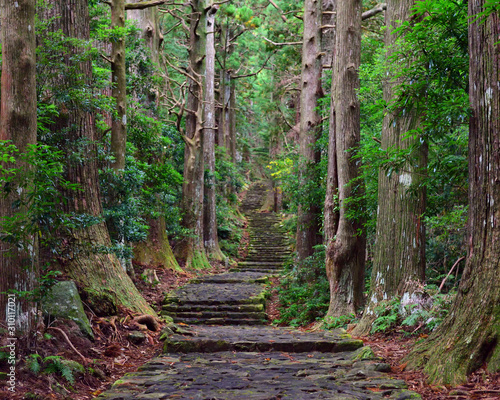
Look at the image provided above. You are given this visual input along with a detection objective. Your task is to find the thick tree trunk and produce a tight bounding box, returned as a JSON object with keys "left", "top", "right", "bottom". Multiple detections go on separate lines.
{"left": 176, "top": 0, "right": 210, "bottom": 269}
{"left": 353, "top": 0, "right": 427, "bottom": 336}
{"left": 325, "top": 0, "right": 365, "bottom": 318}
{"left": 44, "top": 0, "right": 154, "bottom": 316}
{"left": 128, "top": 4, "right": 180, "bottom": 271}
{"left": 0, "top": 0, "right": 38, "bottom": 336}
{"left": 296, "top": 0, "right": 323, "bottom": 261}
{"left": 203, "top": 4, "right": 224, "bottom": 261}
{"left": 322, "top": 0, "right": 337, "bottom": 245}
{"left": 111, "top": 0, "right": 127, "bottom": 170}
{"left": 405, "top": 1, "right": 500, "bottom": 385}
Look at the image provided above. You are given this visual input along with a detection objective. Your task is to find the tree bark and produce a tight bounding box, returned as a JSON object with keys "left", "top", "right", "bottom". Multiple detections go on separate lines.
{"left": 128, "top": 3, "right": 180, "bottom": 271}
{"left": 176, "top": 0, "right": 211, "bottom": 269}
{"left": 296, "top": 0, "right": 323, "bottom": 261}
{"left": 325, "top": 0, "right": 365, "bottom": 318}
{"left": 203, "top": 4, "right": 224, "bottom": 260}
{"left": 322, "top": 0, "right": 338, "bottom": 245}
{"left": 43, "top": 0, "right": 154, "bottom": 316}
{"left": 353, "top": 0, "right": 426, "bottom": 336}
{"left": 405, "top": 1, "right": 500, "bottom": 385}
{"left": 110, "top": 0, "right": 127, "bottom": 171}
{"left": 0, "top": 0, "right": 38, "bottom": 336}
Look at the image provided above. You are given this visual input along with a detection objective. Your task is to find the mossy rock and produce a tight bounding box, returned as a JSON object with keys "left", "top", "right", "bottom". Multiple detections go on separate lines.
{"left": 42, "top": 281, "right": 94, "bottom": 339}
{"left": 351, "top": 346, "right": 377, "bottom": 361}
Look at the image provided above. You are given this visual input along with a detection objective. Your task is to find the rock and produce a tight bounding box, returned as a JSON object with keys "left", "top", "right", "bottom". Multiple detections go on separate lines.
{"left": 351, "top": 345, "right": 377, "bottom": 361}
{"left": 128, "top": 331, "right": 147, "bottom": 345}
{"left": 42, "top": 281, "right": 93, "bottom": 339}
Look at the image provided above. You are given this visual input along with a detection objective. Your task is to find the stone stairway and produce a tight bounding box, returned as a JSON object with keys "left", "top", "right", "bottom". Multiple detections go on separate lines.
{"left": 162, "top": 182, "right": 290, "bottom": 326}
{"left": 97, "top": 182, "right": 421, "bottom": 400}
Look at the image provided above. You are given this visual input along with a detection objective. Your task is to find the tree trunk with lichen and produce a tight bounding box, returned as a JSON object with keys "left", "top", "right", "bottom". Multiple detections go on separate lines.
{"left": 203, "top": 3, "right": 224, "bottom": 261}
{"left": 128, "top": 3, "right": 180, "bottom": 271}
{"left": 353, "top": 0, "right": 426, "bottom": 336}
{"left": 404, "top": 1, "right": 500, "bottom": 385}
{"left": 296, "top": 0, "right": 323, "bottom": 262}
{"left": 42, "top": 0, "right": 154, "bottom": 316}
{"left": 176, "top": 0, "right": 211, "bottom": 269}
{"left": 325, "top": 0, "right": 365, "bottom": 319}
{"left": 110, "top": 0, "right": 127, "bottom": 171}
{"left": 0, "top": 0, "right": 38, "bottom": 337}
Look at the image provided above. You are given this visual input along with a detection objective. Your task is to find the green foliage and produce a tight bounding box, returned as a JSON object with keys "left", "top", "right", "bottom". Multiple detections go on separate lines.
{"left": 322, "top": 314, "right": 357, "bottom": 330}
{"left": 26, "top": 354, "right": 83, "bottom": 385}
{"left": 275, "top": 247, "right": 330, "bottom": 327}
{"left": 370, "top": 286, "right": 456, "bottom": 334}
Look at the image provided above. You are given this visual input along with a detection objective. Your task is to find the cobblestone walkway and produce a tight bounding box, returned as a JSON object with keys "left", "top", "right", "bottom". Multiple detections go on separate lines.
{"left": 97, "top": 183, "right": 421, "bottom": 400}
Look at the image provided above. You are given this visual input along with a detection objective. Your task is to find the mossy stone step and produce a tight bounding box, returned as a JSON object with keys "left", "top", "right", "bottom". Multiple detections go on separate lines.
{"left": 169, "top": 317, "right": 266, "bottom": 326}
{"left": 189, "top": 272, "right": 270, "bottom": 284}
{"left": 167, "top": 310, "right": 266, "bottom": 321}
{"left": 164, "top": 283, "right": 268, "bottom": 306}
{"left": 162, "top": 326, "right": 364, "bottom": 354}
{"left": 163, "top": 303, "right": 265, "bottom": 313}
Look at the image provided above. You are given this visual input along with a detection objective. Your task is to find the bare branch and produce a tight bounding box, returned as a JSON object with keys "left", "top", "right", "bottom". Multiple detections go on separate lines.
{"left": 362, "top": 3, "right": 386, "bottom": 21}
{"left": 233, "top": 50, "right": 277, "bottom": 79}
{"left": 263, "top": 36, "right": 302, "bottom": 47}
{"left": 125, "top": 0, "right": 167, "bottom": 10}
{"left": 100, "top": 53, "right": 113, "bottom": 64}
{"left": 268, "top": 0, "right": 288, "bottom": 22}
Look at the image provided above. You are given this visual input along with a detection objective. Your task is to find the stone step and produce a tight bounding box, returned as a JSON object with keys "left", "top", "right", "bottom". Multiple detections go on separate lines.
{"left": 164, "top": 283, "right": 268, "bottom": 306}
{"left": 163, "top": 303, "right": 264, "bottom": 313}
{"left": 189, "top": 272, "right": 270, "bottom": 284}
{"left": 170, "top": 317, "right": 266, "bottom": 326}
{"left": 167, "top": 310, "right": 266, "bottom": 321}
{"left": 237, "top": 261, "right": 284, "bottom": 267}
{"left": 162, "top": 326, "right": 364, "bottom": 354}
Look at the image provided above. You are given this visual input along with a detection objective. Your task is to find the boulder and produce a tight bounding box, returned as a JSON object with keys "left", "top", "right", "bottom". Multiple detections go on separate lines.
{"left": 42, "top": 281, "right": 93, "bottom": 339}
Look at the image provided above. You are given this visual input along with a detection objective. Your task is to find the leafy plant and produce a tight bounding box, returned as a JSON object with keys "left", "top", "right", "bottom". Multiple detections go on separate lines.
{"left": 26, "top": 354, "right": 84, "bottom": 385}
{"left": 370, "top": 286, "right": 456, "bottom": 334}
{"left": 275, "top": 246, "right": 330, "bottom": 327}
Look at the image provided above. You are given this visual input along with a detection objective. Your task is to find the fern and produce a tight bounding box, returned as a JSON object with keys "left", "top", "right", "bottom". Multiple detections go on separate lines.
{"left": 26, "top": 354, "right": 42, "bottom": 374}
{"left": 42, "top": 355, "right": 77, "bottom": 384}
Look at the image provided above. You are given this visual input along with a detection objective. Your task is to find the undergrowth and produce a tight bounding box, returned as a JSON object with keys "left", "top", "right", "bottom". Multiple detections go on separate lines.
{"left": 275, "top": 246, "right": 330, "bottom": 327}
{"left": 370, "top": 284, "right": 456, "bottom": 334}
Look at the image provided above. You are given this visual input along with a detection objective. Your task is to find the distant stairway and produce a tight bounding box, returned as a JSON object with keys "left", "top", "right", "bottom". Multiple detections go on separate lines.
{"left": 162, "top": 182, "right": 290, "bottom": 326}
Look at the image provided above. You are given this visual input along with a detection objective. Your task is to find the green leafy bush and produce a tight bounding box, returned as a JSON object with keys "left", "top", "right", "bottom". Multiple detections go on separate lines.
{"left": 275, "top": 247, "right": 330, "bottom": 327}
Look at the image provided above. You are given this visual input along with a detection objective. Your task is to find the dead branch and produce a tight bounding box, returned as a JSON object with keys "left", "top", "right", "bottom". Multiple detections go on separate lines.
{"left": 268, "top": 0, "right": 288, "bottom": 22}
{"left": 125, "top": 0, "right": 167, "bottom": 10}
{"left": 47, "top": 327, "right": 89, "bottom": 366}
{"left": 263, "top": 36, "right": 302, "bottom": 47}
{"left": 438, "top": 256, "right": 466, "bottom": 292}
{"left": 362, "top": 3, "right": 387, "bottom": 21}
{"left": 233, "top": 50, "right": 277, "bottom": 79}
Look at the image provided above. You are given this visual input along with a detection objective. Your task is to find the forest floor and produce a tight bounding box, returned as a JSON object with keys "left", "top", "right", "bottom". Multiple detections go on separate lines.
{"left": 3, "top": 259, "right": 500, "bottom": 399}
{"left": 3, "top": 215, "right": 500, "bottom": 399}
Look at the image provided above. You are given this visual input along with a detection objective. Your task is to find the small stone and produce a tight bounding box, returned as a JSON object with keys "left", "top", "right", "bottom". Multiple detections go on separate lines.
{"left": 128, "top": 331, "right": 147, "bottom": 345}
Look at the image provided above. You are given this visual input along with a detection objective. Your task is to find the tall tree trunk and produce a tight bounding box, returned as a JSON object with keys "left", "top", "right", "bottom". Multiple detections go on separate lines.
{"left": 0, "top": 0, "right": 38, "bottom": 338}
{"left": 128, "top": 4, "right": 180, "bottom": 271}
{"left": 296, "top": 0, "right": 323, "bottom": 261}
{"left": 405, "top": 1, "right": 500, "bottom": 385}
{"left": 229, "top": 80, "right": 237, "bottom": 163}
{"left": 44, "top": 0, "right": 154, "bottom": 316}
{"left": 111, "top": 0, "right": 127, "bottom": 171}
{"left": 353, "top": 0, "right": 426, "bottom": 336}
{"left": 203, "top": 4, "right": 224, "bottom": 260}
{"left": 176, "top": 0, "right": 211, "bottom": 269}
{"left": 322, "top": 0, "right": 338, "bottom": 245}
{"left": 325, "top": 0, "right": 365, "bottom": 318}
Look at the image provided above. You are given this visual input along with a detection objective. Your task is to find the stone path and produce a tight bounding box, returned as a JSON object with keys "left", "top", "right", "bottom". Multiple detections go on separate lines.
{"left": 98, "top": 183, "right": 421, "bottom": 400}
